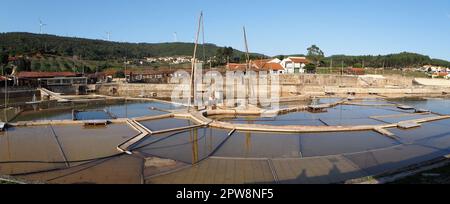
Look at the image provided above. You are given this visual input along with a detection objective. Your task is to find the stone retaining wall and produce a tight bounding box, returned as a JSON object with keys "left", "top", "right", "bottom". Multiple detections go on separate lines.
{"left": 97, "top": 74, "right": 424, "bottom": 98}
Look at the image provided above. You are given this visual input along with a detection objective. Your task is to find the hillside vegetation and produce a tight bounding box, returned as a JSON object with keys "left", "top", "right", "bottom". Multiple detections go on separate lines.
{"left": 323, "top": 52, "right": 450, "bottom": 68}
{"left": 0, "top": 32, "right": 267, "bottom": 73}
{"left": 1, "top": 32, "right": 448, "bottom": 73}
{"left": 0, "top": 32, "right": 257, "bottom": 60}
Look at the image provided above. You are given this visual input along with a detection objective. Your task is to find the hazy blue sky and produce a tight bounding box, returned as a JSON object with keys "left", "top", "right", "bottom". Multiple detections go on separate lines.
{"left": 1, "top": 0, "right": 449, "bottom": 60}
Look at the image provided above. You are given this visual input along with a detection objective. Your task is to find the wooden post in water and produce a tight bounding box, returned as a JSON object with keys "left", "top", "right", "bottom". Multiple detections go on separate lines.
{"left": 189, "top": 11, "right": 203, "bottom": 111}
{"left": 243, "top": 26, "right": 250, "bottom": 107}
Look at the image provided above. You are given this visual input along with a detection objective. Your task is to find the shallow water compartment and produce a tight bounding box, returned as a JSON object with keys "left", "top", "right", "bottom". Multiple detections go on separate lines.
{"left": 213, "top": 131, "right": 399, "bottom": 158}
{"left": 140, "top": 118, "right": 194, "bottom": 131}
{"left": 73, "top": 110, "right": 115, "bottom": 120}
{"left": 135, "top": 128, "right": 230, "bottom": 164}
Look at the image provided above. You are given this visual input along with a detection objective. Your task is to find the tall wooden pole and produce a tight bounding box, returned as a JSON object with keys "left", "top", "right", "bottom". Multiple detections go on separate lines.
{"left": 243, "top": 26, "right": 250, "bottom": 72}
{"left": 243, "top": 26, "right": 250, "bottom": 107}
{"left": 3, "top": 67, "right": 7, "bottom": 123}
{"left": 189, "top": 11, "right": 203, "bottom": 110}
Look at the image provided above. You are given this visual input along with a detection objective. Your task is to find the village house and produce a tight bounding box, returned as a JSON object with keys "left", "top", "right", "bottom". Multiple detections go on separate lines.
{"left": 421, "top": 65, "right": 450, "bottom": 73}
{"left": 13, "top": 71, "right": 83, "bottom": 87}
{"left": 226, "top": 57, "right": 311, "bottom": 74}
{"left": 125, "top": 69, "right": 175, "bottom": 83}
{"left": 280, "top": 57, "right": 309, "bottom": 74}
{"left": 226, "top": 58, "right": 285, "bottom": 74}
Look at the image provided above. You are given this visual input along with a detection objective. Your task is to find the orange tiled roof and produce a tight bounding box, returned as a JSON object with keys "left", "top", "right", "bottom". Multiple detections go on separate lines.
{"left": 289, "top": 57, "right": 309, "bottom": 64}
{"left": 227, "top": 63, "right": 248, "bottom": 71}
{"left": 433, "top": 72, "right": 448, "bottom": 77}
{"left": 16, "top": 72, "right": 79, "bottom": 78}
{"left": 228, "top": 60, "right": 285, "bottom": 72}
{"left": 262, "top": 62, "right": 284, "bottom": 71}
{"left": 251, "top": 59, "right": 272, "bottom": 69}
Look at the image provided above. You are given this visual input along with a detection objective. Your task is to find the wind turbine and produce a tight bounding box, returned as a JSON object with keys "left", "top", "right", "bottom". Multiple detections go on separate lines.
{"left": 39, "top": 19, "right": 47, "bottom": 34}
{"left": 106, "top": 31, "right": 111, "bottom": 41}
{"left": 173, "top": 32, "right": 178, "bottom": 42}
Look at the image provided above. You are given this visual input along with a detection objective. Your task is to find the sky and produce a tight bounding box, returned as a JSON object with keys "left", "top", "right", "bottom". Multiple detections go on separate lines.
{"left": 1, "top": 0, "right": 450, "bottom": 60}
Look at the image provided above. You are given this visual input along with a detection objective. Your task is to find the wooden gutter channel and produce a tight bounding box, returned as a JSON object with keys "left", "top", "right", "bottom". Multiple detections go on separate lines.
{"left": 117, "top": 119, "right": 152, "bottom": 154}
{"left": 183, "top": 106, "right": 450, "bottom": 140}
{"left": 117, "top": 113, "right": 208, "bottom": 153}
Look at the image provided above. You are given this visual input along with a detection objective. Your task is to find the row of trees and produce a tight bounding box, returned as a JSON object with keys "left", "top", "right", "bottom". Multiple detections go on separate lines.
{"left": 303, "top": 45, "right": 450, "bottom": 68}
{"left": 322, "top": 52, "right": 449, "bottom": 68}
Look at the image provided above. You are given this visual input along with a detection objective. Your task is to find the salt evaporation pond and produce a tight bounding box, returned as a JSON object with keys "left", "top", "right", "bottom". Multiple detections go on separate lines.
{"left": 1, "top": 97, "right": 450, "bottom": 184}
{"left": 8, "top": 100, "right": 179, "bottom": 122}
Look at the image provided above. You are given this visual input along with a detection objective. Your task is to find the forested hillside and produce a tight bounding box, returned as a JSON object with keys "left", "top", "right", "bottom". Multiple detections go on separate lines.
{"left": 0, "top": 32, "right": 256, "bottom": 60}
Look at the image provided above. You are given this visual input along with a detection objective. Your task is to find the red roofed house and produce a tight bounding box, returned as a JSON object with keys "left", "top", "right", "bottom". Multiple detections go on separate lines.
{"left": 13, "top": 71, "right": 85, "bottom": 91}
{"left": 280, "top": 57, "right": 310, "bottom": 74}
{"left": 226, "top": 63, "right": 248, "bottom": 72}
{"left": 226, "top": 58, "right": 286, "bottom": 74}
{"left": 15, "top": 71, "right": 79, "bottom": 79}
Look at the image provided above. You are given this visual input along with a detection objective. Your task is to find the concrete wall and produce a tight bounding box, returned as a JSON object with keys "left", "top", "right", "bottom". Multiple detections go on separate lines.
{"left": 97, "top": 74, "right": 420, "bottom": 98}
{"left": 98, "top": 83, "right": 178, "bottom": 98}
{"left": 278, "top": 74, "right": 413, "bottom": 87}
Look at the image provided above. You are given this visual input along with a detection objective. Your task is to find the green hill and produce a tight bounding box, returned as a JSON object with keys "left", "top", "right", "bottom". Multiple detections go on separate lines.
{"left": 0, "top": 32, "right": 267, "bottom": 73}
{"left": 323, "top": 52, "right": 450, "bottom": 68}
{"left": 0, "top": 32, "right": 263, "bottom": 61}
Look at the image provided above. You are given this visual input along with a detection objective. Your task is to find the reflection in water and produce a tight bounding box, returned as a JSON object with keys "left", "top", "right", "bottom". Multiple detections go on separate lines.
{"left": 220, "top": 104, "right": 406, "bottom": 126}
{"left": 2, "top": 97, "right": 450, "bottom": 184}
{"left": 214, "top": 130, "right": 399, "bottom": 158}
{"left": 9, "top": 100, "right": 177, "bottom": 122}
{"left": 135, "top": 128, "right": 229, "bottom": 164}
{"left": 246, "top": 132, "right": 251, "bottom": 157}
{"left": 190, "top": 128, "right": 199, "bottom": 164}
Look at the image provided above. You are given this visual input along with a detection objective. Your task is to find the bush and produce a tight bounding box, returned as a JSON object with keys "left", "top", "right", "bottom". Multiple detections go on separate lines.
{"left": 304, "top": 63, "right": 316, "bottom": 73}
{"left": 114, "top": 70, "right": 125, "bottom": 78}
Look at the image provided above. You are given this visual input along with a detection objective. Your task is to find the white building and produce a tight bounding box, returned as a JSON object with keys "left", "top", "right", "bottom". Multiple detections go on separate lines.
{"left": 280, "top": 57, "right": 309, "bottom": 74}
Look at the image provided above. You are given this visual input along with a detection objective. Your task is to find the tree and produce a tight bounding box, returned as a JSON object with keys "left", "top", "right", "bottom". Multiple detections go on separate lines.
{"left": 307, "top": 45, "right": 324, "bottom": 66}
{"left": 304, "top": 63, "right": 316, "bottom": 74}
{"left": 0, "top": 53, "right": 8, "bottom": 65}
{"left": 215, "top": 46, "right": 234, "bottom": 64}
{"left": 353, "top": 63, "right": 363, "bottom": 68}
{"left": 0, "top": 52, "right": 9, "bottom": 75}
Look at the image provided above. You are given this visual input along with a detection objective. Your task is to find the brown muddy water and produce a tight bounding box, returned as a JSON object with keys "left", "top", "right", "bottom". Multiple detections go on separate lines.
{"left": 1, "top": 97, "right": 450, "bottom": 184}
{"left": 1, "top": 99, "right": 179, "bottom": 122}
